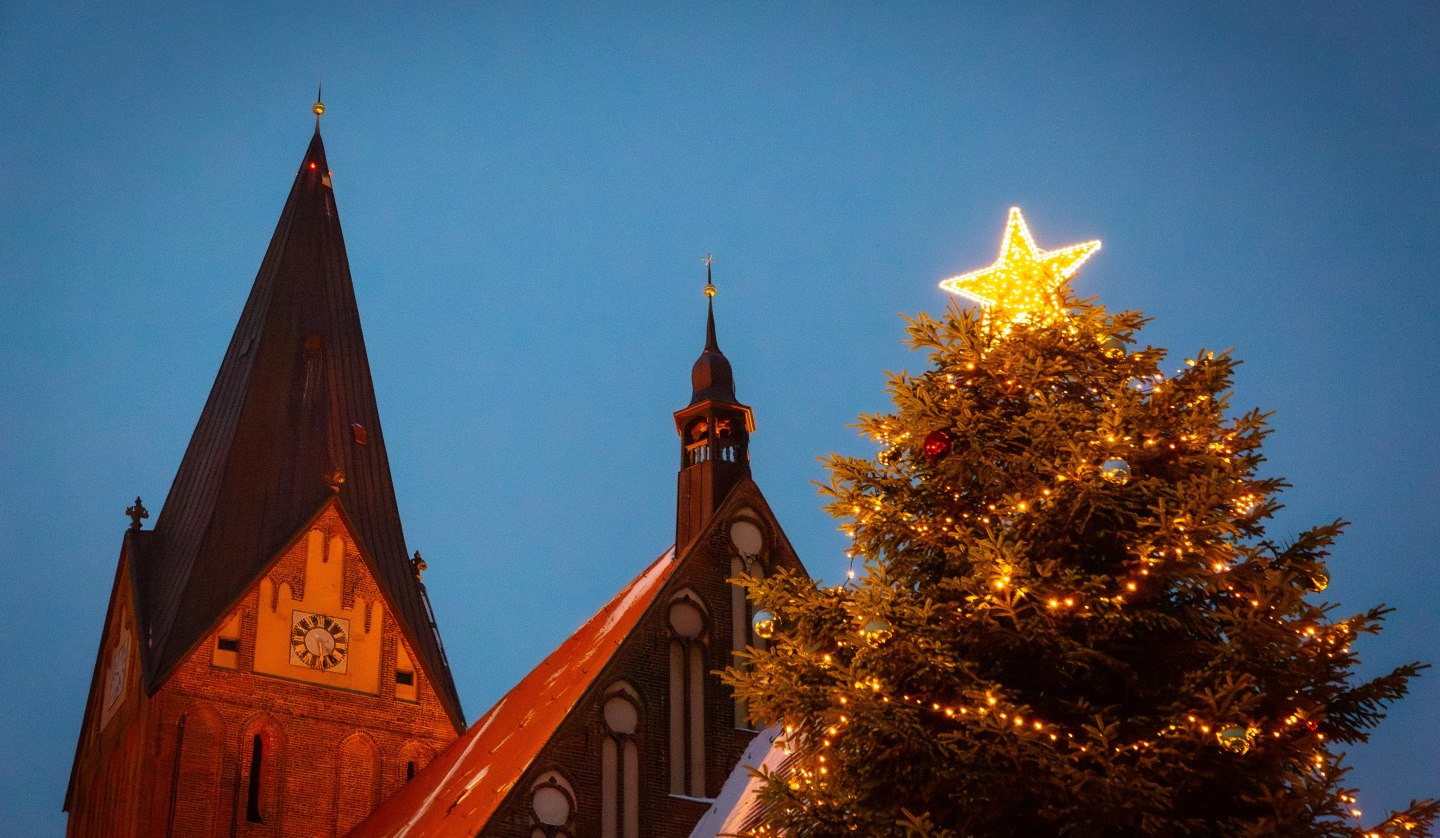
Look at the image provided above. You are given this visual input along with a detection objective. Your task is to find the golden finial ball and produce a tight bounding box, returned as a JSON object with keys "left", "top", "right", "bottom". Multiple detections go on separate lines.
{"left": 313, "top": 100, "right": 325, "bottom": 117}
{"left": 704, "top": 283, "right": 717, "bottom": 298}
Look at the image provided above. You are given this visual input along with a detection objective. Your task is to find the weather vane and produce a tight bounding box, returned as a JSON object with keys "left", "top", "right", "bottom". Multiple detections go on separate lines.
{"left": 703, "top": 253, "right": 716, "bottom": 298}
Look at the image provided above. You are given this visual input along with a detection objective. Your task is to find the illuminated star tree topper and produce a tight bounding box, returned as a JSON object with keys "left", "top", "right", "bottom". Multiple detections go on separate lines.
{"left": 939, "top": 207, "right": 1101, "bottom": 324}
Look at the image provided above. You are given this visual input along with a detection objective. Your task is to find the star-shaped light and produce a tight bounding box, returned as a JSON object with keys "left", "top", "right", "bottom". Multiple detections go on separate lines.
{"left": 939, "top": 207, "right": 1101, "bottom": 324}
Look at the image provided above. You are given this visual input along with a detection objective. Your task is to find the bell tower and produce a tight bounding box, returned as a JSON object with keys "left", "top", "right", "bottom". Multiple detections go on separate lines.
{"left": 674, "top": 260, "right": 755, "bottom": 552}
{"left": 65, "top": 103, "right": 463, "bottom": 838}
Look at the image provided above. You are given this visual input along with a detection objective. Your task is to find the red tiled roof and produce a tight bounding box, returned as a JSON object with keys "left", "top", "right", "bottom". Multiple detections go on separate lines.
{"left": 136, "top": 129, "right": 463, "bottom": 727}
{"left": 348, "top": 547, "right": 679, "bottom": 838}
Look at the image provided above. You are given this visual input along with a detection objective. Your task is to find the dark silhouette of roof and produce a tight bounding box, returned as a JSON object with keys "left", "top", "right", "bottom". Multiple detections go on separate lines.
{"left": 136, "top": 127, "right": 463, "bottom": 728}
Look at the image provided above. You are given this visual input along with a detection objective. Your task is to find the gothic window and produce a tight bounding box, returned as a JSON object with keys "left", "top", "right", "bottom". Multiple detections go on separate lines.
{"left": 239, "top": 716, "right": 283, "bottom": 828}
{"left": 667, "top": 593, "right": 708, "bottom": 796}
{"left": 337, "top": 733, "right": 379, "bottom": 834}
{"left": 728, "top": 517, "right": 767, "bottom": 728}
{"left": 396, "top": 742, "right": 435, "bottom": 796}
{"left": 246, "top": 734, "right": 264, "bottom": 822}
{"left": 170, "top": 706, "right": 223, "bottom": 836}
{"left": 600, "top": 686, "right": 640, "bottom": 838}
{"left": 529, "top": 770, "right": 576, "bottom": 838}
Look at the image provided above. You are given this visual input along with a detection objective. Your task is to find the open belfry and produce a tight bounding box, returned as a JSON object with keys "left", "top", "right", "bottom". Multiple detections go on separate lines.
{"left": 67, "top": 106, "right": 804, "bottom": 836}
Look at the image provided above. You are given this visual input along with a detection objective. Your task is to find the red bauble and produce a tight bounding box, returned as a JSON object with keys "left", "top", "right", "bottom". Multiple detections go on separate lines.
{"left": 923, "top": 429, "right": 954, "bottom": 462}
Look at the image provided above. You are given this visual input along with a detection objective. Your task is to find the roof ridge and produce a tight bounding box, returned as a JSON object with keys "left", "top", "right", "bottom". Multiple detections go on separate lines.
{"left": 348, "top": 546, "right": 680, "bottom": 836}
{"left": 137, "top": 129, "right": 463, "bottom": 726}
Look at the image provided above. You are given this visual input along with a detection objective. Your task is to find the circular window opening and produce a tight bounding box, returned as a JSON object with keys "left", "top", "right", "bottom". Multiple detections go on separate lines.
{"left": 730, "top": 519, "right": 763, "bottom": 558}
{"left": 669, "top": 601, "right": 704, "bottom": 638}
{"left": 532, "top": 785, "right": 571, "bottom": 826}
{"left": 603, "top": 696, "right": 638, "bottom": 735}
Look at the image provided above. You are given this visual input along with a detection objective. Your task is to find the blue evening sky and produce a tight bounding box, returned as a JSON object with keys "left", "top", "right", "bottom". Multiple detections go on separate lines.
{"left": 2, "top": 2, "right": 1436, "bottom": 832}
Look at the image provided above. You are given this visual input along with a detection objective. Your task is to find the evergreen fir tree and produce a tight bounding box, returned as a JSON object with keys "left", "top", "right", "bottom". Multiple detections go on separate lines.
{"left": 727, "top": 210, "right": 1437, "bottom": 837}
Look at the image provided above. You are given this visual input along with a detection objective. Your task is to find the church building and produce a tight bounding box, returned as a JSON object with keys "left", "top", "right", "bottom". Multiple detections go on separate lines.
{"left": 67, "top": 109, "right": 802, "bottom": 837}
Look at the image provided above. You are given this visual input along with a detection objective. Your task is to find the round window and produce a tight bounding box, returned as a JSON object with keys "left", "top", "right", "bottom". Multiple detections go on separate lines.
{"left": 532, "top": 784, "right": 570, "bottom": 826}
{"left": 729, "top": 519, "right": 763, "bottom": 558}
{"left": 603, "top": 696, "right": 638, "bottom": 735}
{"left": 669, "top": 601, "right": 704, "bottom": 638}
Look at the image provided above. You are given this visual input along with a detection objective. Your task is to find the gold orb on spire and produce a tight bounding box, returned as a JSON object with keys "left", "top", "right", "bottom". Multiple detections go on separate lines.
{"left": 703, "top": 253, "right": 717, "bottom": 298}
{"left": 313, "top": 100, "right": 325, "bottom": 118}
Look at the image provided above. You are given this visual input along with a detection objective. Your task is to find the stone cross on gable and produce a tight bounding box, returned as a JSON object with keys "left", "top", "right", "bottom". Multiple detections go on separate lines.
{"left": 126, "top": 497, "right": 148, "bottom": 530}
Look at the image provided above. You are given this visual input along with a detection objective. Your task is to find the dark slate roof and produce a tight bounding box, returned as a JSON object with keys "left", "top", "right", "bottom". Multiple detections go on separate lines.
{"left": 137, "top": 128, "right": 463, "bottom": 728}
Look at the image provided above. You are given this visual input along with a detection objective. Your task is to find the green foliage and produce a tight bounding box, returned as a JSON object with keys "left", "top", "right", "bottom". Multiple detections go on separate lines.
{"left": 726, "top": 297, "right": 1436, "bottom": 836}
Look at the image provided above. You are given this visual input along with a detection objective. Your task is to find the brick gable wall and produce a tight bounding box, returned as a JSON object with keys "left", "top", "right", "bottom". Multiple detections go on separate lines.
{"left": 480, "top": 483, "right": 805, "bottom": 838}
{"left": 68, "top": 506, "right": 459, "bottom": 838}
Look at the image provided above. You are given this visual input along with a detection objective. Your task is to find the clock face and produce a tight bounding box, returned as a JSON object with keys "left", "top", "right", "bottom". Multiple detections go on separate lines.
{"left": 289, "top": 611, "right": 350, "bottom": 673}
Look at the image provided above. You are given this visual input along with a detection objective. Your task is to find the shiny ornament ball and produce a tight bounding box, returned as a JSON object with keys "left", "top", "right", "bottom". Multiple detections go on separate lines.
{"left": 859, "top": 618, "right": 894, "bottom": 647}
{"left": 752, "top": 610, "right": 775, "bottom": 640}
{"left": 1101, "top": 458, "right": 1131, "bottom": 484}
{"left": 922, "top": 429, "right": 954, "bottom": 462}
{"left": 1216, "top": 725, "right": 1258, "bottom": 754}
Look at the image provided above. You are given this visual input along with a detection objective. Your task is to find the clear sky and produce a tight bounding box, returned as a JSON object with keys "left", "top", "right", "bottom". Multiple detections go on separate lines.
{"left": 2, "top": 2, "right": 1436, "bottom": 833}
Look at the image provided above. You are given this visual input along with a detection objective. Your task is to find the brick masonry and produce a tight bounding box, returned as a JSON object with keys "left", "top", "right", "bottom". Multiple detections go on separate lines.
{"left": 67, "top": 505, "right": 461, "bottom": 837}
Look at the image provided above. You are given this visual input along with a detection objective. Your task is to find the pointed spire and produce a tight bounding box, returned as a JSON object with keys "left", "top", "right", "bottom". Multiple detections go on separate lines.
{"left": 313, "top": 82, "right": 325, "bottom": 130}
{"left": 137, "top": 122, "right": 462, "bottom": 727}
{"left": 674, "top": 256, "right": 755, "bottom": 551}
{"left": 690, "top": 257, "right": 737, "bottom": 405}
{"left": 703, "top": 254, "right": 719, "bottom": 353}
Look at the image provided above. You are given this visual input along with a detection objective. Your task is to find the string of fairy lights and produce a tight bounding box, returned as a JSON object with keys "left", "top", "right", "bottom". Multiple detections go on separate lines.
{"left": 740, "top": 209, "right": 1416, "bottom": 835}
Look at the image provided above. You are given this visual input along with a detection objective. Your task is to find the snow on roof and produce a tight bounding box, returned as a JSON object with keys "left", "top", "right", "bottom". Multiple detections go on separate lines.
{"left": 688, "top": 725, "right": 789, "bottom": 838}
{"left": 347, "top": 547, "right": 678, "bottom": 838}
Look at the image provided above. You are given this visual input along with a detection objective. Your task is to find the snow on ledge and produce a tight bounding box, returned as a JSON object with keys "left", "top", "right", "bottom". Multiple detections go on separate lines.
{"left": 688, "top": 725, "right": 785, "bottom": 837}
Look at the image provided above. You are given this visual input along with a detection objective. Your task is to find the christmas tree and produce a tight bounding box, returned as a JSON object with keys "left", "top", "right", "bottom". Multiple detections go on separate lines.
{"left": 727, "top": 209, "right": 1437, "bottom": 837}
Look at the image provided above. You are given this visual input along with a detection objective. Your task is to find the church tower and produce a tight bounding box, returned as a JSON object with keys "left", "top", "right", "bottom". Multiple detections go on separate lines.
{"left": 348, "top": 269, "right": 806, "bottom": 838}
{"left": 65, "top": 107, "right": 464, "bottom": 837}
{"left": 673, "top": 261, "right": 756, "bottom": 553}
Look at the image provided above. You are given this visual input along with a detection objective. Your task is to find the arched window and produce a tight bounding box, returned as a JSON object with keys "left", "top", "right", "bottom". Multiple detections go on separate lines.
{"left": 396, "top": 741, "right": 435, "bottom": 796}
{"left": 169, "top": 706, "right": 223, "bottom": 836}
{"left": 337, "top": 733, "right": 379, "bottom": 834}
{"left": 667, "top": 593, "right": 708, "bottom": 796}
{"left": 600, "top": 685, "right": 641, "bottom": 838}
{"left": 238, "top": 715, "right": 283, "bottom": 828}
{"left": 684, "top": 418, "right": 711, "bottom": 466}
{"left": 727, "top": 516, "right": 767, "bottom": 729}
{"left": 246, "top": 734, "right": 265, "bottom": 822}
{"left": 529, "top": 770, "right": 576, "bottom": 838}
